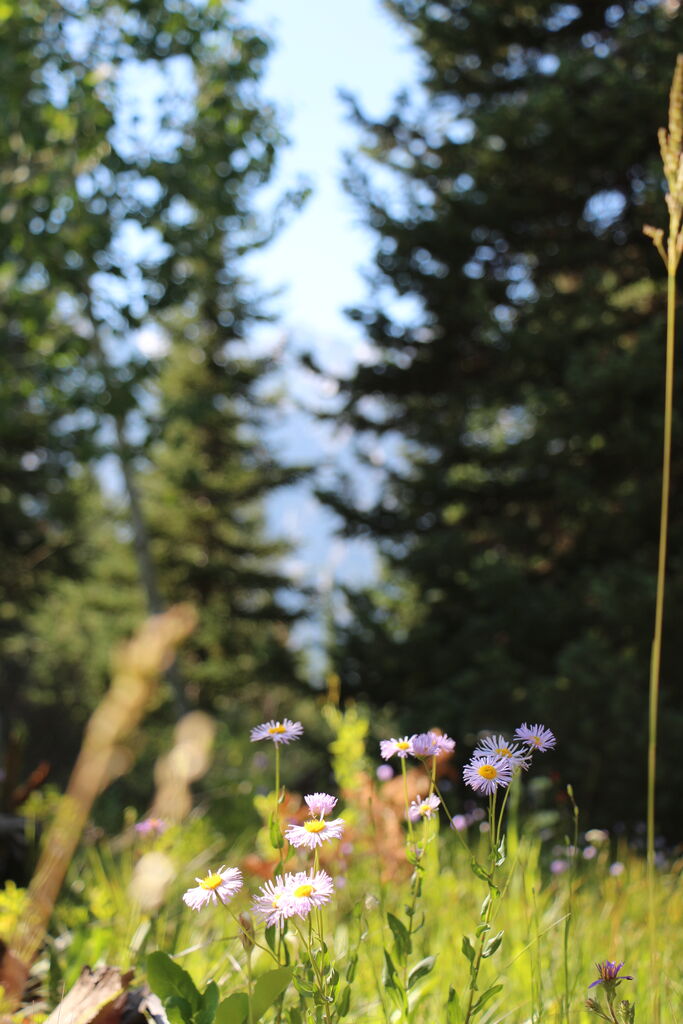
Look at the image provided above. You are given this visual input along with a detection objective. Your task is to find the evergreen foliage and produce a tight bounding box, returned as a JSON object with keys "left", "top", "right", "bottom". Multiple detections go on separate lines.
{"left": 322, "top": 1, "right": 683, "bottom": 832}
{"left": 0, "top": 0, "right": 305, "bottom": 780}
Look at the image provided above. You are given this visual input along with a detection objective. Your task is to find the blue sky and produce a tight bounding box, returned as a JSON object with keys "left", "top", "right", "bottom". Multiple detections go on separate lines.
{"left": 245, "top": 0, "right": 420, "bottom": 354}
{"left": 227, "top": 0, "right": 422, "bottom": 662}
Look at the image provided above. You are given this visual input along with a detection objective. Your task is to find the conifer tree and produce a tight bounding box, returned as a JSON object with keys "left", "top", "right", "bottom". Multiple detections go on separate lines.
{"left": 1, "top": 0, "right": 305, "bottom": 772}
{"left": 323, "top": 1, "right": 683, "bottom": 829}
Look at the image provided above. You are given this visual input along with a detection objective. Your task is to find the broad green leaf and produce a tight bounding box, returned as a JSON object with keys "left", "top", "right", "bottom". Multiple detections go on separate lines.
{"left": 387, "top": 911, "right": 412, "bottom": 960}
{"left": 252, "top": 966, "right": 293, "bottom": 1020}
{"left": 196, "top": 981, "right": 219, "bottom": 1024}
{"left": 407, "top": 956, "right": 436, "bottom": 990}
{"left": 214, "top": 993, "right": 249, "bottom": 1024}
{"left": 337, "top": 985, "right": 352, "bottom": 1018}
{"left": 146, "top": 952, "right": 201, "bottom": 1015}
{"left": 461, "top": 935, "right": 475, "bottom": 964}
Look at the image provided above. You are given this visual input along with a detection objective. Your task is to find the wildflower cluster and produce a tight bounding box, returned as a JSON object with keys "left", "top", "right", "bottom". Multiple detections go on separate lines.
{"left": 170, "top": 713, "right": 579, "bottom": 1024}
{"left": 463, "top": 723, "right": 555, "bottom": 795}
{"left": 253, "top": 869, "right": 334, "bottom": 925}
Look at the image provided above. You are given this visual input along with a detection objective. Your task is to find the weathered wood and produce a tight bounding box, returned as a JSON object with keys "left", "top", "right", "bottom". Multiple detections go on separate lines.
{"left": 36, "top": 969, "right": 169, "bottom": 1024}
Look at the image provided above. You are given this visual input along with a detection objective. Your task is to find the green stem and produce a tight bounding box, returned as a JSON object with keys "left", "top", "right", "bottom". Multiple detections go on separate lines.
{"left": 246, "top": 947, "right": 254, "bottom": 1024}
{"left": 647, "top": 233, "right": 677, "bottom": 1024}
{"left": 463, "top": 883, "right": 496, "bottom": 1024}
{"left": 401, "top": 757, "right": 415, "bottom": 846}
{"left": 293, "top": 920, "right": 333, "bottom": 1024}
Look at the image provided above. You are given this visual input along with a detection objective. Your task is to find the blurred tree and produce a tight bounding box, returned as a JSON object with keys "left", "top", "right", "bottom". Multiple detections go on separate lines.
{"left": 142, "top": 314, "right": 306, "bottom": 717}
{"left": 0, "top": 0, "right": 305, "bottom": 777}
{"left": 322, "top": 1, "right": 683, "bottom": 831}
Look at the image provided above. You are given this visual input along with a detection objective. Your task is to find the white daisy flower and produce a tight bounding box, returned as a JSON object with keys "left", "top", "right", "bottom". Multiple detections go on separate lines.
{"left": 250, "top": 718, "right": 304, "bottom": 744}
{"left": 285, "top": 816, "right": 345, "bottom": 849}
{"left": 379, "top": 736, "right": 416, "bottom": 760}
{"left": 182, "top": 865, "right": 243, "bottom": 911}
{"left": 284, "top": 870, "right": 334, "bottom": 919}
{"left": 408, "top": 794, "right": 441, "bottom": 821}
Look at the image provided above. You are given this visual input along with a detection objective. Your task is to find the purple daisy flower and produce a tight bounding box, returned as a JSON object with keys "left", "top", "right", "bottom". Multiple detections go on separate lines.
{"left": 250, "top": 718, "right": 304, "bottom": 744}
{"left": 514, "top": 723, "right": 556, "bottom": 752}
{"left": 408, "top": 794, "right": 441, "bottom": 821}
{"left": 588, "top": 961, "right": 633, "bottom": 988}
{"left": 413, "top": 731, "right": 456, "bottom": 756}
{"left": 182, "top": 866, "right": 243, "bottom": 911}
{"left": 463, "top": 755, "right": 513, "bottom": 795}
{"left": 304, "top": 792, "right": 338, "bottom": 817}
{"left": 473, "top": 734, "right": 530, "bottom": 769}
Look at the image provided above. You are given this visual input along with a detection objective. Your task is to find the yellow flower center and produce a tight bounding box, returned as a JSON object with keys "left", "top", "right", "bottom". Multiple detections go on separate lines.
{"left": 531, "top": 735, "right": 542, "bottom": 746}
{"left": 199, "top": 872, "right": 224, "bottom": 891}
{"left": 304, "top": 820, "right": 327, "bottom": 833}
{"left": 397, "top": 741, "right": 410, "bottom": 750}
{"left": 420, "top": 803, "right": 431, "bottom": 814}
{"left": 478, "top": 764, "right": 498, "bottom": 780}
{"left": 293, "top": 884, "right": 314, "bottom": 898}
{"left": 268, "top": 724, "right": 287, "bottom": 734}
{"left": 495, "top": 747, "right": 511, "bottom": 757}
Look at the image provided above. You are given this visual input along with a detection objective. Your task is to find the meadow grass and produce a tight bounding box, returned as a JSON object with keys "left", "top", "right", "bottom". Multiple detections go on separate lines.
{"left": 8, "top": 798, "right": 680, "bottom": 1024}
{"left": 5, "top": 707, "right": 680, "bottom": 1024}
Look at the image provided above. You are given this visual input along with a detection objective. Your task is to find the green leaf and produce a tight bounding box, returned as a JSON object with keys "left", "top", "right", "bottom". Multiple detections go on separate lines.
{"left": 461, "top": 935, "right": 476, "bottom": 964}
{"left": 269, "top": 810, "right": 284, "bottom": 849}
{"left": 446, "top": 987, "right": 461, "bottom": 1024}
{"left": 470, "top": 859, "right": 491, "bottom": 884}
{"left": 470, "top": 984, "right": 503, "bottom": 1016}
{"left": 165, "top": 1002, "right": 193, "bottom": 1024}
{"left": 146, "top": 952, "right": 201, "bottom": 1017}
{"left": 196, "top": 982, "right": 219, "bottom": 1024}
{"left": 214, "top": 992, "right": 249, "bottom": 1024}
{"left": 292, "top": 970, "right": 316, "bottom": 997}
{"left": 482, "top": 930, "right": 504, "bottom": 959}
{"left": 382, "top": 949, "right": 400, "bottom": 992}
{"left": 495, "top": 836, "right": 506, "bottom": 866}
{"left": 264, "top": 924, "right": 277, "bottom": 953}
{"left": 337, "top": 985, "right": 352, "bottom": 1018}
{"left": 252, "top": 966, "right": 293, "bottom": 1021}
{"left": 387, "top": 911, "right": 412, "bottom": 960}
{"left": 407, "top": 956, "right": 436, "bottom": 990}
{"left": 345, "top": 953, "right": 358, "bottom": 983}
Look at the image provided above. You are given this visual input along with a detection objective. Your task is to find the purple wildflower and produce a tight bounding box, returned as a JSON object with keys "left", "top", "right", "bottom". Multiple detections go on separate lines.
{"left": 588, "top": 962, "right": 633, "bottom": 989}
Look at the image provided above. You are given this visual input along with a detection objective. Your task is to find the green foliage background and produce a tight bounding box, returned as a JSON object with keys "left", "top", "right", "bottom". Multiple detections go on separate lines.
{"left": 319, "top": 0, "right": 683, "bottom": 835}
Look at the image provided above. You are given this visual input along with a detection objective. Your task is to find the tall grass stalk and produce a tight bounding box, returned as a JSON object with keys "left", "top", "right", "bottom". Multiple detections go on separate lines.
{"left": 644, "top": 51, "right": 683, "bottom": 1024}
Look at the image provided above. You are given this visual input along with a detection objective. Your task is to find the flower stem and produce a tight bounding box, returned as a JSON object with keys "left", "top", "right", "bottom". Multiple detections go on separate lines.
{"left": 401, "top": 757, "right": 415, "bottom": 847}
{"left": 647, "top": 208, "right": 678, "bottom": 1024}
